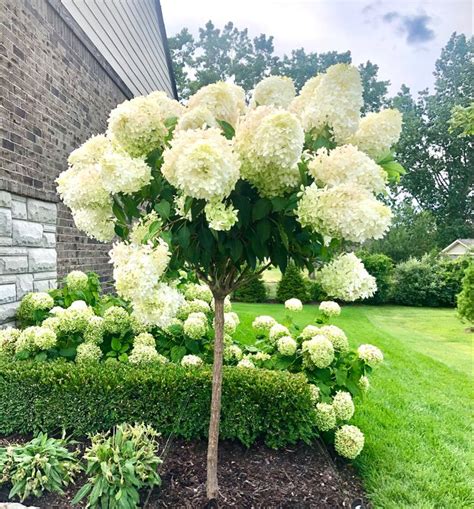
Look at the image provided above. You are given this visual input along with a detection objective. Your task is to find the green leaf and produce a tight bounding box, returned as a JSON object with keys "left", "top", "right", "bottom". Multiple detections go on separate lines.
{"left": 271, "top": 197, "right": 287, "bottom": 212}
{"left": 277, "top": 223, "right": 289, "bottom": 249}
{"left": 72, "top": 483, "right": 92, "bottom": 504}
{"left": 252, "top": 199, "right": 272, "bottom": 222}
{"left": 256, "top": 220, "right": 271, "bottom": 243}
{"left": 154, "top": 200, "right": 171, "bottom": 220}
{"left": 170, "top": 345, "right": 187, "bottom": 362}
{"left": 184, "top": 338, "right": 200, "bottom": 354}
{"left": 381, "top": 160, "right": 406, "bottom": 183}
{"left": 176, "top": 225, "right": 191, "bottom": 248}
{"left": 34, "top": 352, "right": 48, "bottom": 362}
{"left": 118, "top": 353, "right": 128, "bottom": 362}
{"left": 111, "top": 338, "right": 122, "bottom": 351}
{"left": 217, "top": 119, "right": 235, "bottom": 139}
{"left": 229, "top": 238, "right": 243, "bottom": 262}
{"left": 112, "top": 200, "right": 128, "bottom": 225}
{"left": 58, "top": 346, "right": 76, "bottom": 359}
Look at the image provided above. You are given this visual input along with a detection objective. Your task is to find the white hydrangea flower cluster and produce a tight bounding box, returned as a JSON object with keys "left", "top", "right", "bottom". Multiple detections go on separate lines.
{"left": 235, "top": 106, "right": 304, "bottom": 197}
{"left": 289, "top": 76, "right": 322, "bottom": 116}
{"left": 183, "top": 312, "right": 208, "bottom": 339}
{"left": 309, "top": 384, "right": 320, "bottom": 403}
{"left": 18, "top": 292, "right": 54, "bottom": 319}
{"left": 277, "top": 336, "right": 297, "bottom": 356}
{"left": 349, "top": 109, "right": 403, "bottom": 161}
{"left": 318, "top": 253, "right": 377, "bottom": 302}
{"left": 334, "top": 425, "right": 365, "bottom": 459}
{"left": 181, "top": 354, "right": 204, "bottom": 368}
{"left": 319, "top": 325, "right": 349, "bottom": 352}
{"left": 65, "top": 270, "right": 89, "bottom": 292}
{"left": 252, "top": 315, "right": 276, "bottom": 333}
{"left": 204, "top": 201, "right": 238, "bottom": 231}
{"left": 357, "top": 344, "right": 384, "bottom": 367}
{"left": 83, "top": 316, "right": 105, "bottom": 344}
{"left": 359, "top": 375, "right": 370, "bottom": 392}
{"left": 300, "top": 64, "right": 363, "bottom": 143}
{"left": 237, "top": 358, "right": 255, "bottom": 369}
{"left": 15, "top": 326, "right": 57, "bottom": 353}
{"left": 176, "top": 105, "right": 218, "bottom": 131}
{"left": 319, "top": 301, "right": 341, "bottom": 317}
{"left": 107, "top": 92, "right": 182, "bottom": 157}
{"left": 162, "top": 127, "right": 240, "bottom": 201}
{"left": 132, "top": 284, "right": 185, "bottom": 329}
{"left": 76, "top": 342, "right": 102, "bottom": 365}
{"left": 129, "top": 345, "right": 168, "bottom": 366}
{"left": 251, "top": 76, "right": 296, "bottom": 108}
{"left": 103, "top": 306, "right": 130, "bottom": 335}
{"left": 297, "top": 183, "right": 392, "bottom": 243}
{"left": 57, "top": 302, "right": 95, "bottom": 335}
{"left": 223, "top": 344, "right": 243, "bottom": 362}
{"left": 0, "top": 327, "right": 21, "bottom": 356}
{"left": 187, "top": 82, "right": 246, "bottom": 127}
{"left": 129, "top": 212, "right": 160, "bottom": 245}
{"left": 308, "top": 145, "right": 387, "bottom": 193}
{"left": 179, "top": 299, "right": 211, "bottom": 318}
{"left": 252, "top": 351, "right": 271, "bottom": 363}
{"left": 184, "top": 283, "right": 213, "bottom": 303}
{"left": 269, "top": 323, "right": 291, "bottom": 345}
{"left": 299, "top": 325, "right": 321, "bottom": 341}
{"left": 302, "top": 335, "right": 334, "bottom": 368}
{"left": 314, "top": 402, "right": 337, "bottom": 431}
{"left": 284, "top": 298, "right": 303, "bottom": 311}
{"left": 223, "top": 312, "right": 239, "bottom": 334}
{"left": 332, "top": 391, "right": 355, "bottom": 421}
{"left": 110, "top": 239, "right": 170, "bottom": 303}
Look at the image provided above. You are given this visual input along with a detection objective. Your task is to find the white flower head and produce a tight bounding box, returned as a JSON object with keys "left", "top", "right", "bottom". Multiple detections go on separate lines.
{"left": 319, "top": 301, "right": 341, "bottom": 317}
{"left": 285, "top": 298, "right": 303, "bottom": 312}
{"left": 162, "top": 127, "right": 240, "bottom": 201}
{"left": 269, "top": 323, "right": 291, "bottom": 345}
{"left": 302, "top": 334, "right": 334, "bottom": 368}
{"left": 315, "top": 402, "right": 336, "bottom": 431}
{"left": 277, "top": 335, "right": 298, "bottom": 356}
{"left": 205, "top": 201, "right": 238, "bottom": 231}
{"left": 318, "top": 253, "right": 377, "bottom": 302}
{"left": 334, "top": 425, "right": 365, "bottom": 459}
{"left": 357, "top": 344, "right": 384, "bottom": 367}
{"left": 333, "top": 391, "right": 355, "bottom": 421}
{"left": 252, "top": 315, "right": 277, "bottom": 333}
{"left": 251, "top": 76, "right": 296, "bottom": 108}
{"left": 237, "top": 358, "right": 255, "bottom": 369}
{"left": 319, "top": 325, "right": 349, "bottom": 352}
{"left": 181, "top": 354, "right": 204, "bottom": 367}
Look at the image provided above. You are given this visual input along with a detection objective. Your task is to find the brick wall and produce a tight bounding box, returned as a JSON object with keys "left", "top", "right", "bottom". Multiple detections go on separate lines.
{"left": 0, "top": 0, "right": 133, "bottom": 296}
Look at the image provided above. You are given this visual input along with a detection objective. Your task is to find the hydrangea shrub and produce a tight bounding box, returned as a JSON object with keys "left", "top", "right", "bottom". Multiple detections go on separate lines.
{"left": 51, "top": 65, "right": 403, "bottom": 499}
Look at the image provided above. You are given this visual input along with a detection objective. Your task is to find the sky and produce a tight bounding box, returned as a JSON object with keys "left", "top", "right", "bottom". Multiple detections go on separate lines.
{"left": 161, "top": 0, "right": 472, "bottom": 96}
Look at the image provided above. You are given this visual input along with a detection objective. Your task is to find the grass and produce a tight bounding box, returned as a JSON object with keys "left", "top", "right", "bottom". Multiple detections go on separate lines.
{"left": 233, "top": 303, "right": 474, "bottom": 508}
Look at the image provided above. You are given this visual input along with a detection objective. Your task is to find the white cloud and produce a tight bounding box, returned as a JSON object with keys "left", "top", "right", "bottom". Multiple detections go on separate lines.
{"left": 161, "top": 0, "right": 472, "bottom": 95}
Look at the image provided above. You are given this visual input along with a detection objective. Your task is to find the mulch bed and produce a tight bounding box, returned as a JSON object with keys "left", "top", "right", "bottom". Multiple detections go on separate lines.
{"left": 0, "top": 437, "right": 367, "bottom": 508}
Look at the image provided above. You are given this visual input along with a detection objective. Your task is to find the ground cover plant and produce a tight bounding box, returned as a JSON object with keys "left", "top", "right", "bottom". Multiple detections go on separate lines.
{"left": 233, "top": 302, "right": 474, "bottom": 508}
{"left": 50, "top": 62, "right": 405, "bottom": 500}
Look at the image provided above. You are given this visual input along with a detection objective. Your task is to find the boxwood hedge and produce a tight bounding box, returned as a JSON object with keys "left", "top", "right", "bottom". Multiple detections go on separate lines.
{"left": 0, "top": 360, "right": 316, "bottom": 448}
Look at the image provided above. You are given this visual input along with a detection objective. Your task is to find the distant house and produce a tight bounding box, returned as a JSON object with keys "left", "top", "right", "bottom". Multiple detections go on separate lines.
{"left": 441, "top": 239, "right": 474, "bottom": 258}
{"left": 1, "top": 0, "right": 176, "bottom": 326}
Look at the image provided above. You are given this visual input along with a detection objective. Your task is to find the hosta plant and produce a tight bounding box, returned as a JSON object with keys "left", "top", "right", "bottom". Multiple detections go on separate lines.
{"left": 0, "top": 432, "right": 81, "bottom": 502}
{"left": 72, "top": 423, "right": 162, "bottom": 509}
{"left": 55, "top": 65, "right": 404, "bottom": 499}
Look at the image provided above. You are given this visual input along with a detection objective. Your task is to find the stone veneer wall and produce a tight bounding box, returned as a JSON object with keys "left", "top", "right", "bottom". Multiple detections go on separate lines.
{"left": 0, "top": 190, "right": 57, "bottom": 326}
{"left": 1, "top": 0, "right": 134, "bottom": 316}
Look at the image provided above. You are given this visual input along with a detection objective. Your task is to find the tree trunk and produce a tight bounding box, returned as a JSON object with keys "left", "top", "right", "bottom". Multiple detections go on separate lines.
{"left": 206, "top": 295, "right": 225, "bottom": 501}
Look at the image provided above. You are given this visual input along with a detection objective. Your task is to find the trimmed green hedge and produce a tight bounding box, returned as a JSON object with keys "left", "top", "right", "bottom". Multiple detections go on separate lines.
{"left": 0, "top": 360, "right": 316, "bottom": 448}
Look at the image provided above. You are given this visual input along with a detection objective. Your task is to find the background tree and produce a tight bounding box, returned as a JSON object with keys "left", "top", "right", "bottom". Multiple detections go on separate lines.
{"left": 168, "top": 20, "right": 390, "bottom": 111}
{"left": 393, "top": 34, "right": 473, "bottom": 246}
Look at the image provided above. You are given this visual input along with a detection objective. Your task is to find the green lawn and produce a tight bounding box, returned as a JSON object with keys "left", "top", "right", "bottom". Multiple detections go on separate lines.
{"left": 233, "top": 303, "right": 474, "bottom": 508}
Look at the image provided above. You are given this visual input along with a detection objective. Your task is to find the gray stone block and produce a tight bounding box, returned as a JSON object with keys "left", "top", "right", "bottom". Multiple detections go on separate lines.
{"left": 1, "top": 256, "right": 28, "bottom": 274}
{"left": 0, "top": 302, "right": 18, "bottom": 324}
{"left": 43, "top": 224, "right": 57, "bottom": 233}
{"left": 27, "top": 199, "right": 57, "bottom": 224}
{"left": 16, "top": 273, "right": 34, "bottom": 298}
{"left": 0, "top": 191, "right": 12, "bottom": 208}
{"left": 0, "top": 237, "right": 13, "bottom": 246}
{"left": 12, "top": 220, "right": 44, "bottom": 246}
{"left": 33, "top": 279, "right": 54, "bottom": 292}
{"left": 0, "top": 208, "right": 12, "bottom": 236}
{"left": 0, "top": 284, "right": 16, "bottom": 304}
{"left": 33, "top": 271, "right": 57, "bottom": 281}
{"left": 11, "top": 199, "right": 27, "bottom": 219}
{"left": 42, "top": 231, "right": 56, "bottom": 247}
{"left": 28, "top": 248, "right": 57, "bottom": 272}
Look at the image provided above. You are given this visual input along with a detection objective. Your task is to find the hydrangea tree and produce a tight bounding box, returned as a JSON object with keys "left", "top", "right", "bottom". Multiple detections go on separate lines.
{"left": 56, "top": 66, "right": 404, "bottom": 500}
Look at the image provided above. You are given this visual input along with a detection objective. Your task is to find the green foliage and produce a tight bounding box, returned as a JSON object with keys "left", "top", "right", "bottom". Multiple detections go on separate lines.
{"left": 449, "top": 102, "right": 474, "bottom": 137}
{"left": 393, "top": 34, "right": 474, "bottom": 245}
{"left": 457, "top": 262, "right": 474, "bottom": 324}
{"left": 49, "top": 271, "right": 102, "bottom": 309}
{"left": 0, "top": 433, "right": 81, "bottom": 502}
{"left": 168, "top": 21, "right": 389, "bottom": 111}
{"left": 391, "top": 256, "right": 468, "bottom": 307}
{"left": 0, "top": 360, "right": 316, "bottom": 448}
{"left": 364, "top": 203, "right": 439, "bottom": 262}
{"left": 357, "top": 252, "right": 394, "bottom": 304}
{"left": 233, "top": 274, "right": 267, "bottom": 302}
{"left": 306, "top": 279, "right": 328, "bottom": 303}
{"left": 276, "top": 264, "right": 310, "bottom": 303}
{"left": 72, "top": 423, "right": 161, "bottom": 509}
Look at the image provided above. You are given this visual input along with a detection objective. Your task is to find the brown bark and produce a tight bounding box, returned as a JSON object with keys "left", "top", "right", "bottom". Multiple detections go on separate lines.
{"left": 206, "top": 294, "right": 225, "bottom": 501}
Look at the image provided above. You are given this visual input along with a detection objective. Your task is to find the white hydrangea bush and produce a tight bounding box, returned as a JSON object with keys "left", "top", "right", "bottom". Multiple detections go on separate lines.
{"left": 10, "top": 66, "right": 404, "bottom": 474}
{"left": 246, "top": 299, "right": 384, "bottom": 459}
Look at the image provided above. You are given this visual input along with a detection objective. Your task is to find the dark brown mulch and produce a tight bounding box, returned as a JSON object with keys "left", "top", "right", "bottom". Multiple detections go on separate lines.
{"left": 0, "top": 438, "right": 367, "bottom": 508}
